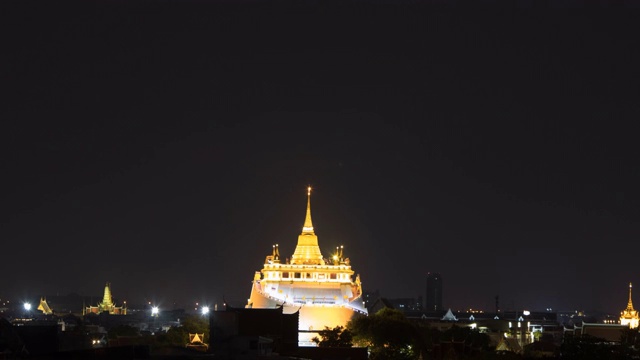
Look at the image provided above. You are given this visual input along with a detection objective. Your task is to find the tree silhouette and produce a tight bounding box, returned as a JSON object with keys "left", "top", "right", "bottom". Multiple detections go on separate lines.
{"left": 311, "top": 325, "right": 353, "bottom": 347}
{"left": 348, "top": 308, "right": 418, "bottom": 360}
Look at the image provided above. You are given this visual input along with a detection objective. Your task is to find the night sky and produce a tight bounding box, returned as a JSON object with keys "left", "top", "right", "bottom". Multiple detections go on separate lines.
{"left": 2, "top": 0, "right": 640, "bottom": 314}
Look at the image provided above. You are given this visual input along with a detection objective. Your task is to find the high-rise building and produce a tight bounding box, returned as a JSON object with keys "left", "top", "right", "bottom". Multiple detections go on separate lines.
{"left": 362, "top": 289, "right": 380, "bottom": 311}
{"left": 246, "top": 187, "right": 368, "bottom": 345}
{"left": 426, "top": 272, "right": 442, "bottom": 312}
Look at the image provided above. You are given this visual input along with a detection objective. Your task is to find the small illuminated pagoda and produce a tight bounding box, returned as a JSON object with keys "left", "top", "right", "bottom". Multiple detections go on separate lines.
{"left": 620, "top": 282, "right": 639, "bottom": 329}
{"left": 247, "top": 187, "right": 367, "bottom": 345}
{"left": 84, "top": 282, "right": 127, "bottom": 315}
{"left": 37, "top": 297, "right": 53, "bottom": 315}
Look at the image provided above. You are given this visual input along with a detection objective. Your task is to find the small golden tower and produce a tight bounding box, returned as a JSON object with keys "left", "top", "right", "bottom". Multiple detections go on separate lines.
{"left": 100, "top": 282, "right": 114, "bottom": 309}
{"left": 84, "top": 282, "right": 127, "bottom": 315}
{"left": 620, "top": 282, "right": 639, "bottom": 329}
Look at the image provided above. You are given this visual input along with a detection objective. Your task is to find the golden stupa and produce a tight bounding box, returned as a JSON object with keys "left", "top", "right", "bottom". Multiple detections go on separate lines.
{"left": 247, "top": 187, "right": 367, "bottom": 345}
{"left": 84, "top": 282, "right": 127, "bottom": 315}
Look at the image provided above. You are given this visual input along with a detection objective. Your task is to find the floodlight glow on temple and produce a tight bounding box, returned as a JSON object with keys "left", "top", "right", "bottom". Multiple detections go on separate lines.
{"left": 247, "top": 186, "right": 367, "bottom": 344}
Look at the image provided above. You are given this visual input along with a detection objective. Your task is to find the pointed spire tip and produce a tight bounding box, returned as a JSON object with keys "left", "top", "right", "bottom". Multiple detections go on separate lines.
{"left": 302, "top": 186, "right": 314, "bottom": 233}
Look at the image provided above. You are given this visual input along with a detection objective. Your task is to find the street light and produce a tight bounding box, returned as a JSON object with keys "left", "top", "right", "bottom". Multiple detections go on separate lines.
{"left": 23, "top": 303, "right": 31, "bottom": 311}
{"left": 151, "top": 306, "right": 159, "bottom": 317}
{"left": 201, "top": 306, "right": 210, "bottom": 315}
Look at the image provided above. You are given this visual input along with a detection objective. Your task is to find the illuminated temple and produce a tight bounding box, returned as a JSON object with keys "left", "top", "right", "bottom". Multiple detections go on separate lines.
{"left": 84, "top": 282, "right": 127, "bottom": 315}
{"left": 247, "top": 187, "right": 368, "bottom": 344}
{"left": 620, "top": 282, "right": 639, "bottom": 329}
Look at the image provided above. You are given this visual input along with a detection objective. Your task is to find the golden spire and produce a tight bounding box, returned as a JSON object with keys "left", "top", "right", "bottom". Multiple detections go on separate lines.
{"left": 621, "top": 282, "right": 639, "bottom": 329}
{"left": 302, "top": 186, "right": 314, "bottom": 234}
{"left": 102, "top": 282, "right": 113, "bottom": 307}
{"left": 291, "top": 186, "right": 324, "bottom": 265}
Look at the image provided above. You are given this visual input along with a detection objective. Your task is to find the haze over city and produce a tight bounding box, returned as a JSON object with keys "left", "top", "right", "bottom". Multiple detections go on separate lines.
{"left": 2, "top": 0, "right": 640, "bottom": 316}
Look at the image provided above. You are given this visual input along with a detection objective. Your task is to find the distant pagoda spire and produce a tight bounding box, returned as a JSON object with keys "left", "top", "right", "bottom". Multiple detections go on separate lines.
{"left": 290, "top": 186, "right": 324, "bottom": 265}
{"left": 102, "top": 282, "right": 114, "bottom": 307}
{"left": 627, "top": 282, "right": 635, "bottom": 311}
{"left": 620, "top": 282, "right": 639, "bottom": 329}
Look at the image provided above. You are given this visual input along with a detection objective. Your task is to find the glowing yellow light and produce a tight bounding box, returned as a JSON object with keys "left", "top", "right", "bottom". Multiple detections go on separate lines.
{"left": 307, "top": 186, "right": 311, "bottom": 195}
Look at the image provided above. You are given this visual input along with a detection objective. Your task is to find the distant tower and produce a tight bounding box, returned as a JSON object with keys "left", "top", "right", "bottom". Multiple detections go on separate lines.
{"left": 426, "top": 272, "right": 442, "bottom": 311}
{"left": 101, "top": 282, "right": 114, "bottom": 309}
{"left": 84, "top": 282, "right": 127, "bottom": 315}
{"left": 620, "top": 282, "right": 639, "bottom": 329}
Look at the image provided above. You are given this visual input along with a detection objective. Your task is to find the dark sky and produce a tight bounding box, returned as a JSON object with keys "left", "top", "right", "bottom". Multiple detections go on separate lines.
{"left": 2, "top": 0, "right": 640, "bottom": 314}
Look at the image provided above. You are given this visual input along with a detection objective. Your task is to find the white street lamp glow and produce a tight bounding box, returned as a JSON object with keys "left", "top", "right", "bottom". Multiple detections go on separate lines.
{"left": 23, "top": 303, "right": 31, "bottom": 311}
{"left": 151, "top": 306, "right": 159, "bottom": 316}
{"left": 202, "top": 306, "right": 209, "bottom": 315}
